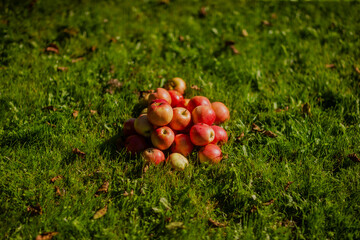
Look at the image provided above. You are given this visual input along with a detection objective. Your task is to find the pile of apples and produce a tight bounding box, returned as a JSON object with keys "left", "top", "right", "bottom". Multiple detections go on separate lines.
{"left": 121, "top": 77, "right": 230, "bottom": 170}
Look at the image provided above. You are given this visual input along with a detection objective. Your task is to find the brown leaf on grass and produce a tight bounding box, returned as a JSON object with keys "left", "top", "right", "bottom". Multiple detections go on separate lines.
{"left": 71, "top": 57, "right": 85, "bottom": 63}
{"left": 109, "top": 37, "right": 117, "bottom": 43}
{"left": 57, "top": 67, "right": 68, "bottom": 72}
{"left": 35, "top": 232, "right": 59, "bottom": 240}
{"left": 262, "top": 20, "right": 271, "bottom": 26}
{"left": 263, "top": 130, "right": 277, "bottom": 138}
{"left": 252, "top": 123, "right": 262, "bottom": 132}
{"left": 208, "top": 218, "right": 226, "bottom": 228}
{"left": 54, "top": 186, "right": 64, "bottom": 197}
{"left": 90, "top": 46, "right": 97, "bottom": 52}
{"left": 271, "top": 13, "right": 278, "bottom": 19}
{"left": 354, "top": 66, "right": 360, "bottom": 74}
{"left": 275, "top": 106, "right": 289, "bottom": 112}
{"left": 250, "top": 205, "right": 257, "bottom": 213}
{"left": 105, "top": 79, "right": 123, "bottom": 94}
{"left": 95, "top": 181, "right": 109, "bottom": 196}
{"left": 236, "top": 132, "right": 245, "bottom": 141}
{"left": 230, "top": 45, "right": 240, "bottom": 55}
{"left": 90, "top": 110, "right": 97, "bottom": 115}
{"left": 42, "top": 106, "right": 57, "bottom": 111}
{"left": 45, "top": 44, "right": 59, "bottom": 54}
{"left": 348, "top": 153, "right": 360, "bottom": 163}
{"left": 72, "top": 110, "right": 79, "bottom": 118}
{"left": 63, "top": 28, "right": 78, "bottom": 37}
{"left": 46, "top": 122, "right": 56, "bottom": 128}
{"left": 72, "top": 148, "right": 86, "bottom": 159}
{"left": 262, "top": 199, "right": 275, "bottom": 206}
{"left": 123, "top": 190, "right": 134, "bottom": 197}
{"left": 191, "top": 85, "right": 201, "bottom": 91}
{"left": 178, "top": 35, "right": 184, "bottom": 42}
{"left": 50, "top": 175, "right": 64, "bottom": 183}
{"left": 27, "top": 203, "right": 43, "bottom": 216}
{"left": 242, "top": 29, "right": 248, "bottom": 37}
{"left": 199, "top": 6, "right": 207, "bottom": 18}
{"left": 325, "top": 64, "right": 335, "bottom": 69}
{"left": 284, "top": 181, "right": 294, "bottom": 191}
{"left": 301, "top": 103, "right": 311, "bottom": 116}
{"left": 93, "top": 205, "right": 107, "bottom": 219}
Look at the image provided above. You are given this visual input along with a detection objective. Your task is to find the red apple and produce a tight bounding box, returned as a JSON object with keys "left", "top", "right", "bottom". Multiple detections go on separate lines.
{"left": 211, "top": 126, "right": 228, "bottom": 145}
{"left": 148, "top": 88, "right": 172, "bottom": 105}
{"left": 141, "top": 148, "right": 165, "bottom": 165}
{"left": 187, "top": 96, "right": 211, "bottom": 113}
{"left": 178, "top": 98, "right": 190, "bottom": 108}
{"left": 164, "top": 77, "right": 186, "bottom": 95}
{"left": 211, "top": 102, "right": 230, "bottom": 124}
{"left": 125, "top": 135, "right": 149, "bottom": 154}
{"left": 167, "top": 153, "right": 189, "bottom": 171}
{"left": 168, "top": 90, "right": 184, "bottom": 107}
{"left": 123, "top": 118, "right": 136, "bottom": 136}
{"left": 192, "top": 105, "right": 216, "bottom": 125}
{"left": 171, "top": 134, "right": 194, "bottom": 156}
{"left": 169, "top": 107, "right": 191, "bottom": 131}
{"left": 189, "top": 123, "right": 215, "bottom": 146}
{"left": 147, "top": 101, "right": 173, "bottom": 126}
{"left": 134, "top": 114, "right": 153, "bottom": 137}
{"left": 151, "top": 126, "right": 175, "bottom": 150}
{"left": 198, "top": 144, "right": 223, "bottom": 164}
{"left": 149, "top": 98, "right": 168, "bottom": 105}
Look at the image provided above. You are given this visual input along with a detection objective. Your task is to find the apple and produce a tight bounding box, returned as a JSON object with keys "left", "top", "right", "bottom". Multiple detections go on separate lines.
{"left": 187, "top": 96, "right": 211, "bottom": 113}
{"left": 167, "top": 153, "right": 189, "bottom": 171}
{"left": 147, "top": 101, "right": 173, "bottom": 126}
{"left": 134, "top": 114, "right": 153, "bottom": 137}
{"left": 169, "top": 107, "right": 191, "bottom": 131}
{"left": 164, "top": 77, "right": 186, "bottom": 95}
{"left": 189, "top": 123, "right": 215, "bottom": 146}
{"left": 141, "top": 148, "right": 165, "bottom": 165}
{"left": 178, "top": 98, "right": 190, "bottom": 109}
{"left": 211, "top": 126, "right": 228, "bottom": 145}
{"left": 198, "top": 144, "right": 223, "bottom": 164}
{"left": 211, "top": 102, "right": 230, "bottom": 124}
{"left": 192, "top": 105, "right": 216, "bottom": 125}
{"left": 171, "top": 134, "right": 194, "bottom": 156}
{"left": 125, "top": 135, "right": 149, "bottom": 154}
{"left": 151, "top": 126, "right": 175, "bottom": 150}
{"left": 148, "top": 88, "right": 172, "bottom": 105}
{"left": 168, "top": 90, "right": 184, "bottom": 107}
{"left": 123, "top": 118, "right": 136, "bottom": 136}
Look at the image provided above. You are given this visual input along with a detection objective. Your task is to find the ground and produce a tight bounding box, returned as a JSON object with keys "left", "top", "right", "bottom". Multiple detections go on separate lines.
{"left": 1, "top": 0, "right": 360, "bottom": 239}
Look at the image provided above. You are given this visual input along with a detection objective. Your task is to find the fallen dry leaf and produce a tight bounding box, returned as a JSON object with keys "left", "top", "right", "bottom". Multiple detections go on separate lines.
{"left": 208, "top": 218, "right": 226, "bottom": 228}
{"left": 242, "top": 29, "right": 248, "bottom": 37}
{"left": 275, "top": 106, "right": 289, "bottom": 112}
{"left": 90, "top": 110, "right": 97, "bottom": 115}
{"left": 123, "top": 191, "right": 129, "bottom": 197}
{"left": 252, "top": 123, "right": 262, "bottom": 132}
{"left": 191, "top": 85, "right": 201, "bottom": 91}
{"left": 45, "top": 44, "right": 59, "bottom": 54}
{"left": 42, "top": 106, "right": 57, "bottom": 111}
{"left": 63, "top": 28, "right": 78, "bottom": 37}
{"left": 27, "top": 203, "right": 43, "bottom": 216}
{"left": 348, "top": 153, "right": 360, "bottom": 163}
{"left": 178, "top": 35, "right": 184, "bottom": 42}
{"left": 236, "top": 132, "right": 245, "bottom": 141}
{"left": 46, "top": 122, "right": 56, "bottom": 128}
{"left": 284, "top": 181, "right": 294, "bottom": 191}
{"left": 72, "top": 110, "right": 79, "bottom": 118}
{"left": 57, "top": 67, "right": 68, "bottom": 72}
{"left": 263, "top": 199, "right": 275, "bottom": 206}
{"left": 106, "top": 79, "right": 123, "bottom": 94}
{"left": 54, "top": 186, "right": 64, "bottom": 197}
{"left": 93, "top": 205, "right": 108, "bottom": 219}
{"left": 109, "top": 37, "right": 117, "bottom": 43}
{"left": 71, "top": 57, "right": 85, "bottom": 63}
{"left": 199, "top": 6, "right": 207, "bottom": 18}
{"left": 263, "top": 130, "right": 277, "bottom": 138}
{"left": 354, "top": 66, "right": 360, "bottom": 74}
{"left": 36, "top": 232, "right": 59, "bottom": 240}
{"left": 250, "top": 205, "right": 257, "bottom": 213}
{"left": 230, "top": 45, "right": 240, "bottom": 55}
{"left": 95, "top": 181, "right": 109, "bottom": 196}
{"left": 262, "top": 20, "right": 271, "bottom": 26}
{"left": 50, "top": 175, "right": 64, "bottom": 183}
{"left": 90, "top": 46, "right": 97, "bottom": 52}
{"left": 72, "top": 148, "right": 86, "bottom": 159}
{"left": 271, "top": 13, "right": 278, "bottom": 19}
{"left": 302, "top": 103, "right": 311, "bottom": 116}
{"left": 325, "top": 64, "right": 336, "bottom": 69}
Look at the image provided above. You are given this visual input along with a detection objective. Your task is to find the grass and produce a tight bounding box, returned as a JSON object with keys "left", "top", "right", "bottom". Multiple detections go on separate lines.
{"left": 1, "top": 0, "right": 360, "bottom": 239}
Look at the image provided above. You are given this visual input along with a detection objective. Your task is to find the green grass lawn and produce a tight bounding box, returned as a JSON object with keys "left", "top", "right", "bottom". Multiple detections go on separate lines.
{"left": 1, "top": 0, "right": 360, "bottom": 239}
